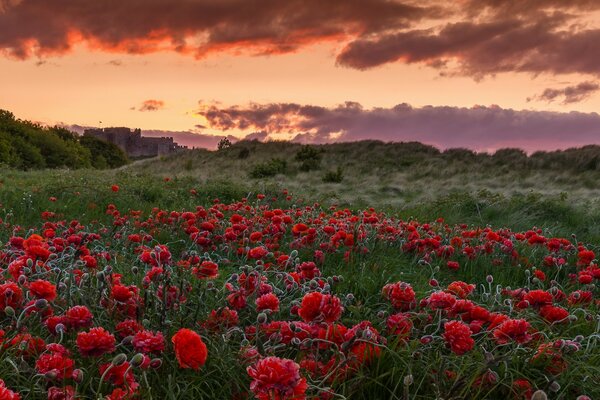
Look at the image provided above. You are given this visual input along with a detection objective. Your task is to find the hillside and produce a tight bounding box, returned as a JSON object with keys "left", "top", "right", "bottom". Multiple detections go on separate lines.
{"left": 0, "top": 109, "right": 128, "bottom": 169}
{"left": 127, "top": 139, "right": 600, "bottom": 208}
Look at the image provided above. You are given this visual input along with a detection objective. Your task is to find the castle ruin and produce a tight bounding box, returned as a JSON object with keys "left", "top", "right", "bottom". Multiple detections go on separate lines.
{"left": 83, "top": 127, "right": 186, "bottom": 158}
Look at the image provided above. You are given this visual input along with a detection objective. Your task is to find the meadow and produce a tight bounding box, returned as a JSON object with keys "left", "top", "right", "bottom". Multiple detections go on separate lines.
{"left": 0, "top": 145, "right": 599, "bottom": 399}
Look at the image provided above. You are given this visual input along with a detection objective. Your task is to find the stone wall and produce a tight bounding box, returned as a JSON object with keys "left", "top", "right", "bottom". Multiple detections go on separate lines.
{"left": 83, "top": 127, "right": 186, "bottom": 157}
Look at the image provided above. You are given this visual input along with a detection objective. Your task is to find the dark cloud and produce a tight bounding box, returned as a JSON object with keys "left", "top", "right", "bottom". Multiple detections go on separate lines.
{"left": 196, "top": 101, "right": 600, "bottom": 151}
{"left": 2, "top": 0, "right": 599, "bottom": 78}
{"left": 336, "top": 13, "right": 600, "bottom": 77}
{"left": 528, "top": 81, "right": 600, "bottom": 104}
{"left": 0, "top": 0, "right": 431, "bottom": 58}
{"left": 137, "top": 99, "right": 165, "bottom": 112}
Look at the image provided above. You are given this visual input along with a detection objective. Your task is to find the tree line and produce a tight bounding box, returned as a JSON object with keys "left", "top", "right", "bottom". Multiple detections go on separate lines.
{"left": 0, "top": 109, "right": 128, "bottom": 170}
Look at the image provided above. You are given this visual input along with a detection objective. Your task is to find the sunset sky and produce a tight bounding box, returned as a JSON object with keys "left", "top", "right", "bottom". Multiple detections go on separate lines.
{"left": 2, "top": 0, "right": 600, "bottom": 151}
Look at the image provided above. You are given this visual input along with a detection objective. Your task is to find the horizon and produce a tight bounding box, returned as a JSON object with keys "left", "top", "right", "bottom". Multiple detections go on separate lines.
{"left": 2, "top": 0, "right": 600, "bottom": 151}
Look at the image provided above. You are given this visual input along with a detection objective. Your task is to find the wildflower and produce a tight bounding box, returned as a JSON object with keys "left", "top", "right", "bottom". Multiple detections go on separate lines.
{"left": 446, "top": 281, "right": 475, "bottom": 299}
{"left": 255, "top": 293, "right": 280, "bottom": 312}
{"left": 386, "top": 313, "right": 413, "bottom": 343}
{"left": 0, "top": 379, "right": 20, "bottom": 400}
{"left": 493, "top": 319, "right": 532, "bottom": 345}
{"left": 171, "top": 328, "right": 208, "bottom": 370}
{"left": 539, "top": 305, "right": 569, "bottom": 324}
{"left": 298, "top": 292, "right": 343, "bottom": 323}
{"left": 132, "top": 330, "right": 165, "bottom": 354}
{"left": 427, "top": 291, "right": 457, "bottom": 309}
{"left": 35, "top": 344, "right": 75, "bottom": 380}
{"left": 0, "top": 282, "right": 23, "bottom": 310}
{"left": 247, "top": 357, "right": 307, "bottom": 400}
{"left": 65, "top": 306, "right": 94, "bottom": 329}
{"left": 382, "top": 282, "right": 416, "bottom": 311}
{"left": 442, "top": 320, "right": 474, "bottom": 355}
{"left": 192, "top": 261, "right": 219, "bottom": 279}
{"left": 28, "top": 280, "right": 57, "bottom": 301}
{"left": 76, "top": 327, "right": 116, "bottom": 357}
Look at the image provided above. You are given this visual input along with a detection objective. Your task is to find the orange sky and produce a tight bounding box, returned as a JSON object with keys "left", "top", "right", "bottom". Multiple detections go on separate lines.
{"left": 1, "top": 1, "right": 600, "bottom": 150}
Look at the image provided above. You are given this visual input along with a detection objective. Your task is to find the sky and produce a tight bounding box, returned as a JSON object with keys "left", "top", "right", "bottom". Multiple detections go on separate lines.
{"left": 1, "top": 0, "right": 600, "bottom": 151}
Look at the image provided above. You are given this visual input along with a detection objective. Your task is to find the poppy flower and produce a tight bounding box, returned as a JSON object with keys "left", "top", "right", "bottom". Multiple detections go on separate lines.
{"left": 76, "top": 327, "right": 116, "bottom": 357}
{"left": 442, "top": 320, "right": 474, "bottom": 355}
{"left": 132, "top": 330, "right": 165, "bottom": 354}
{"left": 298, "top": 292, "right": 343, "bottom": 323}
{"left": 171, "top": 328, "right": 208, "bottom": 370}
{"left": 247, "top": 357, "right": 307, "bottom": 400}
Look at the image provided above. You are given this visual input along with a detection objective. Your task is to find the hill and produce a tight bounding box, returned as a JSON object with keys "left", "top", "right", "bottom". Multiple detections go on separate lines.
{"left": 127, "top": 139, "right": 600, "bottom": 208}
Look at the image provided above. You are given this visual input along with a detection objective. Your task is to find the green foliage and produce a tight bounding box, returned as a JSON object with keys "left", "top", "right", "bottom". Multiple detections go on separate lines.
{"left": 295, "top": 145, "right": 322, "bottom": 172}
{"left": 79, "top": 135, "right": 129, "bottom": 169}
{"left": 0, "top": 108, "right": 128, "bottom": 170}
{"left": 249, "top": 158, "right": 287, "bottom": 178}
{"left": 322, "top": 166, "right": 344, "bottom": 183}
{"left": 237, "top": 147, "right": 250, "bottom": 159}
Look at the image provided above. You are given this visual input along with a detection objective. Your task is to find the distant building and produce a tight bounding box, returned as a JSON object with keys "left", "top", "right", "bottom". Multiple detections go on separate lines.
{"left": 83, "top": 127, "right": 186, "bottom": 158}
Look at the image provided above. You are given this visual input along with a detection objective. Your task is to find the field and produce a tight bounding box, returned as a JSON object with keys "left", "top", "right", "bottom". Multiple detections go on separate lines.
{"left": 0, "top": 150, "right": 599, "bottom": 399}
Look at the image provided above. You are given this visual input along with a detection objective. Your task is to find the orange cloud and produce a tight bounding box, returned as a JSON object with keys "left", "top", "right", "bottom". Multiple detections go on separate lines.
{"left": 137, "top": 99, "right": 165, "bottom": 112}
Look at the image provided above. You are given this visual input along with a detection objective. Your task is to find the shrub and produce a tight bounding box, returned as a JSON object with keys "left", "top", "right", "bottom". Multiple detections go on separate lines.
{"left": 218, "top": 138, "right": 232, "bottom": 150}
{"left": 322, "top": 166, "right": 344, "bottom": 183}
{"left": 295, "top": 145, "right": 321, "bottom": 171}
{"left": 238, "top": 147, "right": 250, "bottom": 159}
{"left": 250, "top": 158, "right": 287, "bottom": 178}
{"left": 79, "top": 136, "right": 129, "bottom": 169}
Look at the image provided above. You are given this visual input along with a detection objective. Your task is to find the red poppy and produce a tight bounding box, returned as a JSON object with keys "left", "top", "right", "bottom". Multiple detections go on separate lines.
{"left": 76, "top": 327, "right": 116, "bottom": 357}
{"left": 443, "top": 320, "right": 474, "bottom": 355}
{"left": 171, "top": 328, "right": 208, "bottom": 370}
{"left": 247, "top": 357, "right": 307, "bottom": 400}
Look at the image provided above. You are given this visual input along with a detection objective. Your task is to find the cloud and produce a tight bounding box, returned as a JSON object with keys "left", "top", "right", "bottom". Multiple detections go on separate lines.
{"left": 0, "top": 0, "right": 432, "bottom": 59}
{"left": 137, "top": 99, "right": 165, "bottom": 112}
{"left": 336, "top": 13, "right": 600, "bottom": 77}
{"left": 195, "top": 101, "right": 600, "bottom": 152}
{"left": 3, "top": 1, "right": 600, "bottom": 78}
{"left": 528, "top": 81, "right": 600, "bottom": 104}
{"left": 241, "top": 130, "right": 269, "bottom": 142}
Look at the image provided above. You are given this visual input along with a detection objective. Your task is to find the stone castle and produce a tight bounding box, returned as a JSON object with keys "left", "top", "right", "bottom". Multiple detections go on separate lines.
{"left": 83, "top": 127, "right": 186, "bottom": 158}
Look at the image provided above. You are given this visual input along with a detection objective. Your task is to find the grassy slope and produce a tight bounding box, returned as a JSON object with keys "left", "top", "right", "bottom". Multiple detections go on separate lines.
{"left": 128, "top": 140, "right": 600, "bottom": 208}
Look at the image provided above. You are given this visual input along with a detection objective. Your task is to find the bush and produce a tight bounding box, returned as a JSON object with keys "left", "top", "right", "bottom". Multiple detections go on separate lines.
{"left": 218, "top": 138, "right": 232, "bottom": 150}
{"left": 238, "top": 147, "right": 250, "bottom": 159}
{"left": 249, "top": 158, "right": 287, "bottom": 178}
{"left": 80, "top": 136, "right": 129, "bottom": 169}
{"left": 322, "top": 166, "right": 344, "bottom": 183}
{"left": 295, "top": 145, "right": 321, "bottom": 171}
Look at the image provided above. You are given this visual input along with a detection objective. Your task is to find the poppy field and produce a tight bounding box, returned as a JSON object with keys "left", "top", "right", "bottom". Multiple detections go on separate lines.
{"left": 0, "top": 180, "right": 599, "bottom": 400}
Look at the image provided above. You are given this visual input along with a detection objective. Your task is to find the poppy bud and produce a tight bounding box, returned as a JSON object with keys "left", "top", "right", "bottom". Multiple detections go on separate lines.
{"left": 72, "top": 369, "right": 84, "bottom": 383}
{"left": 26, "top": 258, "right": 33, "bottom": 268}
{"left": 18, "top": 275, "right": 26, "bottom": 285}
{"left": 35, "top": 299, "right": 48, "bottom": 309}
{"left": 150, "top": 358, "right": 162, "bottom": 369}
{"left": 131, "top": 353, "right": 145, "bottom": 367}
{"left": 531, "top": 390, "right": 548, "bottom": 400}
{"left": 4, "top": 306, "right": 15, "bottom": 316}
{"left": 257, "top": 313, "right": 268, "bottom": 324}
{"left": 403, "top": 375, "right": 413, "bottom": 386}
{"left": 112, "top": 353, "right": 127, "bottom": 366}
{"left": 45, "top": 371, "right": 58, "bottom": 380}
